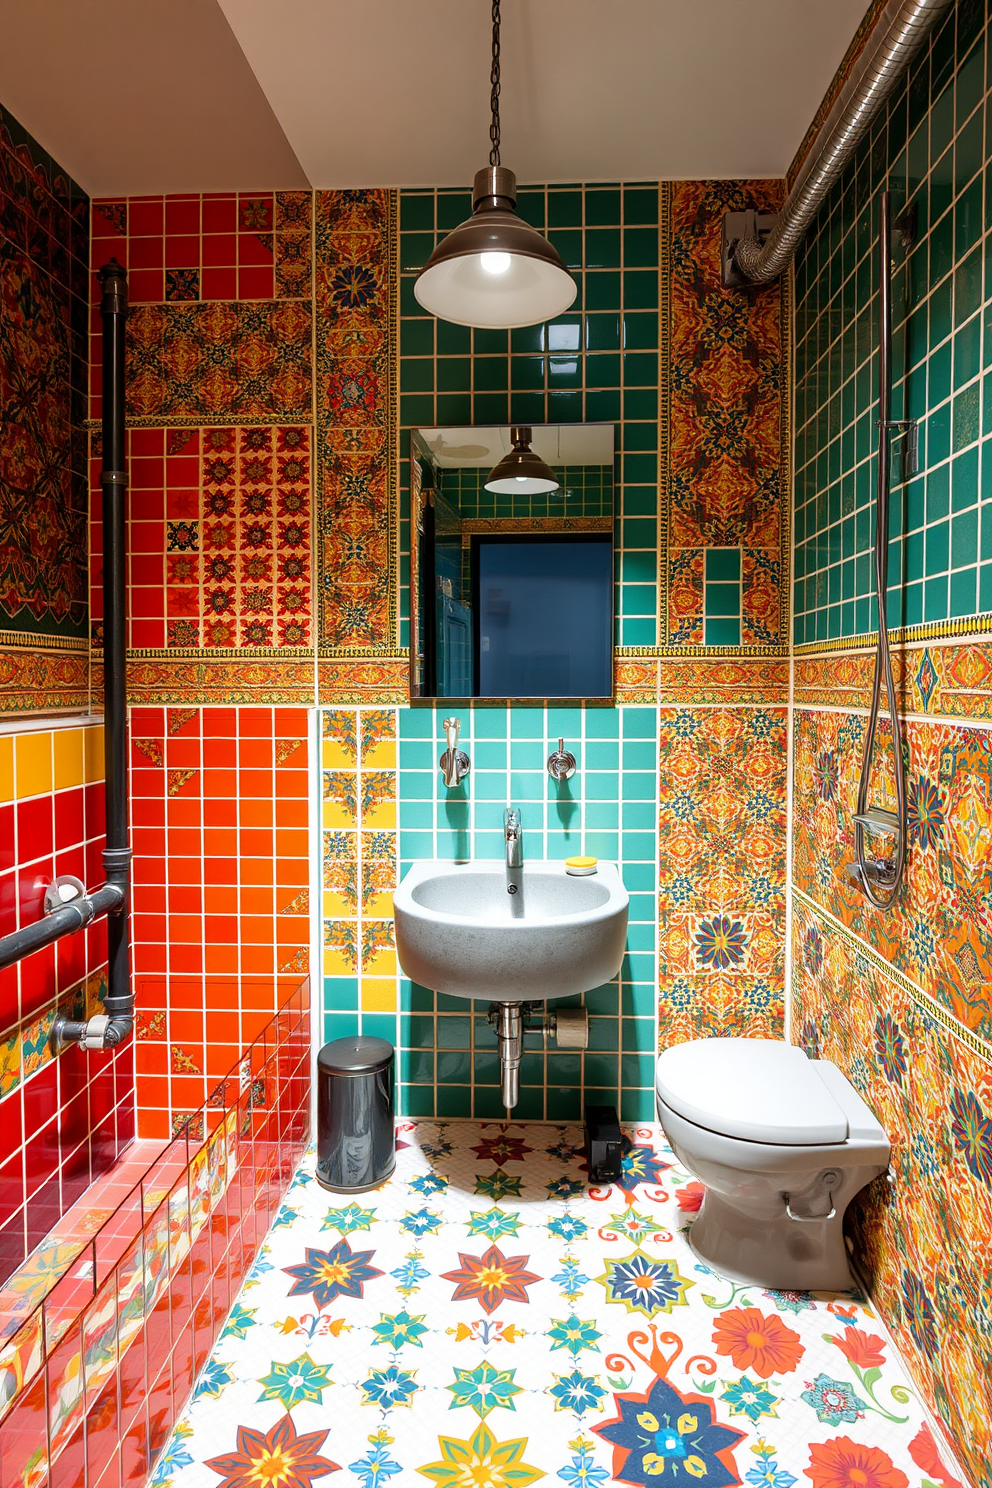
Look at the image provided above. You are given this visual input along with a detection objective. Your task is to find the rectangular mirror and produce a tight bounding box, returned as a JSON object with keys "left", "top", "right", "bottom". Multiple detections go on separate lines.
{"left": 410, "top": 424, "right": 615, "bottom": 703}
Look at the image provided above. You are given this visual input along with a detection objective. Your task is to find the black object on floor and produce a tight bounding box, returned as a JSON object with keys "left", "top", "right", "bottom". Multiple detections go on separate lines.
{"left": 317, "top": 1036, "right": 395, "bottom": 1192}
{"left": 584, "top": 1102, "right": 623, "bottom": 1184}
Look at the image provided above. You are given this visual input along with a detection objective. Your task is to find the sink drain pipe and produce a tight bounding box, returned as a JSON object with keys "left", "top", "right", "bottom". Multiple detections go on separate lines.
{"left": 489, "top": 1003, "right": 588, "bottom": 1110}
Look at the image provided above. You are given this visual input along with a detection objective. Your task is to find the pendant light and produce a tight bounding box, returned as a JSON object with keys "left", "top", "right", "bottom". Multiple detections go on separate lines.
{"left": 414, "top": 0, "right": 576, "bottom": 329}
{"left": 485, "top": 427, "right": 559, "bottom": 494}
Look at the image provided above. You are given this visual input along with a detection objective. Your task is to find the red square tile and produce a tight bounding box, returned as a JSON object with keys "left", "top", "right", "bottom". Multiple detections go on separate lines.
{"left": 129, "top": 199, "right": 165, "bottom": 235}
{"left": 201, "top": 267, "right": 237, "bottom": 301}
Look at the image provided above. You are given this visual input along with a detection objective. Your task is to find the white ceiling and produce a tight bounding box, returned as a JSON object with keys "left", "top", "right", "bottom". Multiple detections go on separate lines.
{"left": 0, "top": 0, "right": 872, "bottom": 195}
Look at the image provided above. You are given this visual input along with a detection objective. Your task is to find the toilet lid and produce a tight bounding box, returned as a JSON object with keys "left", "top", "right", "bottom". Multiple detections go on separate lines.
{"left": 656, "top": 1038, "right": 848, "bottom": 1145}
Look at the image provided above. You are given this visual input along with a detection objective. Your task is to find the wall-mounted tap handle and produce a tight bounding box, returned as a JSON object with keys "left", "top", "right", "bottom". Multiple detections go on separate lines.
{"left": 439, "top": 716, "right": 470, "bottom": 788}
{"left": 547, "top": 737, "right": 576, "bottom": 781}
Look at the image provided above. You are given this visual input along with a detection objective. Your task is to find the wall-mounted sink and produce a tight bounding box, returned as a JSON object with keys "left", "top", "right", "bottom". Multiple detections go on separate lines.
{"left": 394, "top": 859, "right": 629, "bottom": 1002}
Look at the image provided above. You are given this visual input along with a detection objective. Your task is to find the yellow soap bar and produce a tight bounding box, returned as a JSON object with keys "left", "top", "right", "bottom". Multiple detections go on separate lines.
{"left": 565, "top": 856, "right": 598, "bottom": 875}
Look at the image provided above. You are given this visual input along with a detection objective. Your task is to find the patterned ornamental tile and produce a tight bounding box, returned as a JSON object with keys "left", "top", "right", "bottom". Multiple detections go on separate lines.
{"left": 158, "top": 1121, "right": 964, "bottom": 1488}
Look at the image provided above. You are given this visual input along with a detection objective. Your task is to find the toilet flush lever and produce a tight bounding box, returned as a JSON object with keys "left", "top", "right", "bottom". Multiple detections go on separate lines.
{"left": 784, "top": 1172, "right": 838, "bottom": 1223}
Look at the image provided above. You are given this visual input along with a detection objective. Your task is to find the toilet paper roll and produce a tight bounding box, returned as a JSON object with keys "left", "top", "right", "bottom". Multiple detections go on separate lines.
{"left": 553, "top": 1007, "right": 589, "bottom": 1049}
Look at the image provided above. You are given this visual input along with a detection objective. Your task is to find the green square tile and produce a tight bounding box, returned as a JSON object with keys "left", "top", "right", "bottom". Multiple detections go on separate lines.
{"left": 362, "top": 1013, "right": 397, "bottom": 1044}
{"left": 401, "top": 394, "right": 433, "bottom": 425}
{"left": 585, "top": 272, "right": 621, "bottom": 311}
{"left": 401, "top": 193, "right": 435, "bottom": 231}
{"left": 437, "top": 1015, "right": 470, "bottom": 1049}
{"left": 584, "top": 1052, "right": 618, "bottom": 1086}
{"left": 622, "top": 314, "right": 658, "bottom": 350}
{"left": 705, "top": 547, "right": 741, "bottom": 581}
{"left": 438, "top": 192, "right": 472, "bottom": 229}
{"left": 400, "top": 1048, "right": 434, "bottom": 1084}
{"left": 549, "top": 229, "right": 583, "bottom": 270}
{"left": 437, "top": 357, "right": 470, "bottom": 392}
{"left": 438, "top": 320, "right": 472, "bottom": 356}
{"left": 623, "top": 227, "right": 658, "bottom": 268}
{"left": 705, "top": 617, "right": 742, "bottom": 646}
{"left": 548, "top": 355, "right": 582, "bottom": 387}
{"left": 401, "top": 358, "right": 434, "bottom": 394}
{"left": 474, "top": 327, "right": 510, "bottom": 356}
{"left": 585, "top": 189, "right": 621, "bottom": 226}
{"left": 437, "top": 1050, "right": 471, "bottom": 1083}
{"left": 623, "top": 352, "right": 658, "bottom": 386}
{"left": 400, "top": 232, "right": 435, "bottom": 272}
{"left": 510, "top": 392, "right": 547, "bottom": 424}
{"left": 623, "top": 187, "right": 659, "bottom": 225}
{"left": 474, "top": 356, "right": 509, "bottom": 393}
{"left": 623, "top": 388, "right": 658, "bottom": 421}
{"left": 437, "top": 1085, "right": 471, "bottom": 1117}
{"left": 621, "top": 1088, "right": 655, "bottom": 1121}
{"left": 622, "top": 270, "right": 658, "bottom": 310}
{"left": 401, "top": 318, "right": 435, "bottom": 358}
{"left": 587, "top": 1016, "right": 620, "bottom": 1050}
{"left": 548, "top": 390, "right": 582, "bottom": 420}
{"left": 473, "top": 1051, "right": 501, "bottom": 1086}
{"left": 705, "top": 581, "right": 741, "bottom": 618}
{"left": 547, "top": 1087, "right": 582, "bottom": 1120}
{"left": 475, "top": 392, "right": 510, "bottom": 423}
{"left": 473, "top": 1087, "right": 507, "bottom": 1118}
{"left": 621, "top": 1052, "right": 654, "bottom": 1087}
{"left": 548, "top": 190, "right": 583, "bottom": 228}
{"left": 402, "top": 1086, "right": 437, "bottom": 1117}
{"left": 510, "top": 355, "right": 545, "bottom": 391}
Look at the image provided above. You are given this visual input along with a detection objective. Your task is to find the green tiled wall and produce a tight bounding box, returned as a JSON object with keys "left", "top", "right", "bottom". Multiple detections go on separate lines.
{"left": 441, "top": 464, "right": 612, "bottom": 522}
{"left": 398, "top": 183, "right": 661, "bottom": 651}
{"left": 395, "top": 703, "right": 658, "bottom": 1122}
{"left": 793, "top": 0, "right": 992, "bottom": 644}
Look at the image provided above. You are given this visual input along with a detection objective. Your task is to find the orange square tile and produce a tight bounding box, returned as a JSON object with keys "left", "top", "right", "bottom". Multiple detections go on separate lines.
{"left": 135, "top": 1044, "right": 168, "bottom": 1076}
{"left": 203, "top": 739, "right": 237, "bottom": 769}
{"left": 169, "top": 915, "right": 204, "bottom": 943}
{"left": 238, "top": 800, "right": 273, "bottom": 829}
{"left": 136, "top": 1108, "right": 171, "bottom": 1142}
{"left": 168, "top": 978, "right": 204, "bottom": 1009}
{"left": 275, "top": 798, "right": 308, "bottom": 828}
{"left": 239, "top": 739, "right": 273, "bottom": 768}
{"left": 171, "top": 1074, "right": 206, "bottom": 1106}
{"left": 238, "top": 711, "right": 272, "bottom": 738}
{"left": 204, "top": 798, "right": 237, "bottom": 827}
{"left": 204, "top": 886, "right": 238, "bottom": 914}
{"left": 203, "top": 768, "right": 237, "bottom": 800}
{"left": 275, "top": 829, "right": 307, "bottom": 857}
{"left": 167, "top": 800, "right": 202, "bottom": 828}
{"left": 241, "top": 945, "right": 274, "bottom": 975}
{"left": 241, "top": 915, "right": 274, "bottom": 943}
{"left": 275, "top": 772, "right": 307, "bottom": 800}
{"left": 204, "top": 914, "right": 238, "bottom": 944}
{"left": 204, "top": 943, "right": 239, "bottom": 975}
{"left": 171, "top": 945, "right": 203, "bottom": 973}
{"left": 240, "top": 887, "right": 274, "bottom": 916}
{"left": 241, "top": 859, "right": 274, "bottom": 886}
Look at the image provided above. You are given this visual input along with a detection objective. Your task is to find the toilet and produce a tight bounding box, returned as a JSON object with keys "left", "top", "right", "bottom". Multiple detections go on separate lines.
{"left": 656, "top": 1037, "right": 890, "bottom": 1292}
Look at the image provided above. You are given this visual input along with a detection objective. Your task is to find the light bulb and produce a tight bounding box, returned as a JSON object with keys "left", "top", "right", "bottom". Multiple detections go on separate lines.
{"left": 480, "top": 251, "right": 512, "bottom": 276}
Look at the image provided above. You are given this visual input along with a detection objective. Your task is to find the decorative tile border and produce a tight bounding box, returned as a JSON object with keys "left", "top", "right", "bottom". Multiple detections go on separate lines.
{"left": 0, "top": 643, "right": 89, "bottom": 713}
{"left": 794, "top": 636, "right": 992, "bottom": 720}
{"left": 315, "top": 190, "right": 399, "bottom": 657}
{"left": 618, "top": 655, "right": 789, "bottom": 705}
{"left": 662, "top": 180, "right": 789, "bottom": 652}
{"left": 94, "top": 657, "right": 315, "bottom": 706}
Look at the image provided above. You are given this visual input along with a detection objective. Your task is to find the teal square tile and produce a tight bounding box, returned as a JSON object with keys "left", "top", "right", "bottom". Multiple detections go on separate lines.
{"left": 400, "top": 1049, "right": 434, "bottom": 1084}
{"left": 586, "top": 314, "right": 621, "bottom": 352}
{"left": 705, "top": 547, "right": 741, "bottom": 581}
{"left": 437, "top": 1086, "right": 471, "bottom": 1117}
{"left": 362, "top": 1013, "right": 397, "bottom": 1044}
{"left": 705, "top": 581, "right": 741, "bottom": 617}
{"left": 621, "top": 617, "right": 656, "bottom": 645}
{"left": 587, "top": 1016, "right": 620, "bottom": 1050}
{"left": 949, "top": 563, "right": 978, "bottom": 616}
{"left": 704, "top": 617, "right": 741, "bottom": 645}
{"left": 513, "top": 1088, "right": 544, "bottom": 1119}
{"left": 622, "top": 270, "right": 658, "bottom": 310}
{"left": 324, "top": 976, "right": 359, "bottom": 1011}
{"left": 621, "top": 1052, "right": 654, "bottom": 1087}
{"left": 323, "top": 1011, "right": 359, "bottom": 1042}
{"left": 437, "top": 1050, "right": 471, "bottom": 1083}
{"left": 547, "top": 1087, "right": 582, "bottom": 1120}
{"left": 622, "top": 315, "right": 658, "bottom": 351}
{"left": 474, "top": 1087, "right": 507, "bottom": 1118}
{"left": 584, "top": 982, "right": 620, "bottom": 1015}
{"left": 437, "top": 1015, "right": 470, "bottom": 1049}
{"left": 621, "top": 1088, "right": 655, "bottom": 1121}
{"left": 473, "top": 1051, "right": 500, "bottom": 1086}
{"left": 584, "top": 1052, "right": 618, "bottom": 1086}
{"left": 402, "top": 1086, "right": 437, "bottom": 1117}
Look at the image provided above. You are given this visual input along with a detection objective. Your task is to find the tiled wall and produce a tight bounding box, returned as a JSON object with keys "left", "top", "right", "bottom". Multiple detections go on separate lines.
{"left": 0, "top": 722, "right": 132, "bottom": 1287}
{"left": 129, "top": 706, "right": 310, "bottom": 1138}
{"left": 791, "top": 0, "right": 992, "bottom": 1479}
{"left": 0, "top": 987, "right": 309, "bottom": 1488}
{"left": 0, "top": 104, "right": 90, "bottom": 713}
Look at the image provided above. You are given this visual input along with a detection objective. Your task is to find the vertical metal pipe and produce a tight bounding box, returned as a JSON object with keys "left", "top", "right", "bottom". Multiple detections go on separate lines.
{"left": 98, "top": 260, "right": 133, "bottom": 1043}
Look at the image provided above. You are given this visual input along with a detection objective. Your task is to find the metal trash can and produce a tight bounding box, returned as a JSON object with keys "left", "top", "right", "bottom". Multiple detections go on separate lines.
{"left": 316, "top": 1036, "right": 395, "bottom": 1192}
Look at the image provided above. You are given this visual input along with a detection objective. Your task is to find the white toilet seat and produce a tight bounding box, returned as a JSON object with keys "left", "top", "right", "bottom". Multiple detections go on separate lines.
{"left": 655, "top": 1036, "right": 886, "bottom": 1150}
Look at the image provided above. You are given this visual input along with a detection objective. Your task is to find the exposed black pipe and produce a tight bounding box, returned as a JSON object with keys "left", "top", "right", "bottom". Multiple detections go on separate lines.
{"left": 0, "top": 261, "right": 133, "bottom": 1041}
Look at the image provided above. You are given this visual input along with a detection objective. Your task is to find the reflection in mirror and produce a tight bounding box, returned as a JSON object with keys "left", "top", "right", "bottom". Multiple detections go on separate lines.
{"left": 411, "top": 425, "right": 615, "bottom": 703}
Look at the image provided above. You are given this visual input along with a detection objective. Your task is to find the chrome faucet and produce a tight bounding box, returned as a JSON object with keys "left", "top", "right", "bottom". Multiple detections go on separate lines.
{"left": 504, "top": 807, "right": 522, "bottom": 871}
{"left": 439, "top": 716, "right": 470, "bottom": 788}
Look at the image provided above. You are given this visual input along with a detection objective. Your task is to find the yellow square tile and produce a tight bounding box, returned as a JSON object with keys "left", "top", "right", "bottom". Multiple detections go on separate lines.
{"left": 323, "top": 947, "right": 357, "bottom": 977}
{"left": 360, "top": 978, "right": 397, "bottom": 1012}
{"left": 15, "top": 730, "right": 52, "bottom": 800}
{"left": 361, "top": 945, "right": 396, "bottom": 977}
{"left": 362, "top": 738, "right": 396, "bottom": 769}
{"left": 323, "top": 799, "right": 359, "bottom": 830}
{"left": 0, "top": 737, "right": 13, "bottom": 804}
{"left": 322, "top": 739, "right": 356, "bottom": 769}
{"left": 53, "top": 729, "right": 84, "bottom": 791}
{"left": 323, "top": 889, "right": 358, "bottom": 918}
{"left": 365, "top": 890, "right": 394, "bottom": 917}
{"left": 83, "top": 725, "right": 105, "bottom": 784}
{"left": 362, "top": 799, "right": 396, "bottom": 829}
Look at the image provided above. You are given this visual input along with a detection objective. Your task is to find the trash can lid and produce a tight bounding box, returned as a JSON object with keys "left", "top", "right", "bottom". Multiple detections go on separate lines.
{"left": 318, "top": 1035, "right": 394, "bottom": 1075}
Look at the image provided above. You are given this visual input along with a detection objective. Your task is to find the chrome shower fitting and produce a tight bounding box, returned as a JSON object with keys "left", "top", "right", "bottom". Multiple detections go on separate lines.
{"left": 546, "top": 738, "right": 576, "bottom": 781}
{"left": 488, "top": 1000, "right": 589, "bottom": 1109}
{"left": 439, "top": 716, "right": 471, "bottom": 787}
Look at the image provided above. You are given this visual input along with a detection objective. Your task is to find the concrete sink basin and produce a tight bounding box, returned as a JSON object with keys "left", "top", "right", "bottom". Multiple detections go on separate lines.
{"left": 393, "top": 859, "right": 628, "bottom": 1002}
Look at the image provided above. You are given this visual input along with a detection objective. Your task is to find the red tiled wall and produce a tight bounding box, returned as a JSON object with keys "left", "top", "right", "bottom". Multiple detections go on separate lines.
{"left": 0, "top": 988, "right": 310, "bottom": 1488}
{"left": 128, "top": 706, "right": 310, "bottom": 1138}
{"left": 0, "top": 724, "right": 134, "bottom": 1289}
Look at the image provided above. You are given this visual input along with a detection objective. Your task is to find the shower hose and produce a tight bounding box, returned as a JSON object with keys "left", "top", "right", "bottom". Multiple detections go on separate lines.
{"left": 853, "top": 189, "right": 908, "bottom": 909}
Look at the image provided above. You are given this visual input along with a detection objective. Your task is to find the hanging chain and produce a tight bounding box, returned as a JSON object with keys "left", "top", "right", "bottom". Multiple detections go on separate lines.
{"left": 489, "top": 0, "right": 501, "bottom": 166}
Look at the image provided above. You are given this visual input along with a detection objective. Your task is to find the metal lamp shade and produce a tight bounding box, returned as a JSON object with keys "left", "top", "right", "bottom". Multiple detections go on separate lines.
{"left": 415, "top": 168, "right": 576, "bottom": 329}
{"left": 485, "top": 427, "right": 559, "bottom": 494}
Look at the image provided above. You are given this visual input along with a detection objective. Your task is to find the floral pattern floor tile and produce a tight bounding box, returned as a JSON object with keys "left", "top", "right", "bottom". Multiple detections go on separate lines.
{"left": 156, "top": 1122, "right": 963, "bottom": 1488}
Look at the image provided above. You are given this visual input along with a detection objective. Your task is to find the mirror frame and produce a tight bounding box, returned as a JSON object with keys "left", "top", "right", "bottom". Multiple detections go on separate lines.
{"left": 409, "top": 424, "right": 616, "bottom": 706}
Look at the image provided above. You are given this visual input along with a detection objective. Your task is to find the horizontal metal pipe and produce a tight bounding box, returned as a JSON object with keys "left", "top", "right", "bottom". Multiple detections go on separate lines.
{"left": 734, "top": 0, "right": 953, "bottom": 284}
{"left": 0, "top": 885, "right": 124, "bottom": 974}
